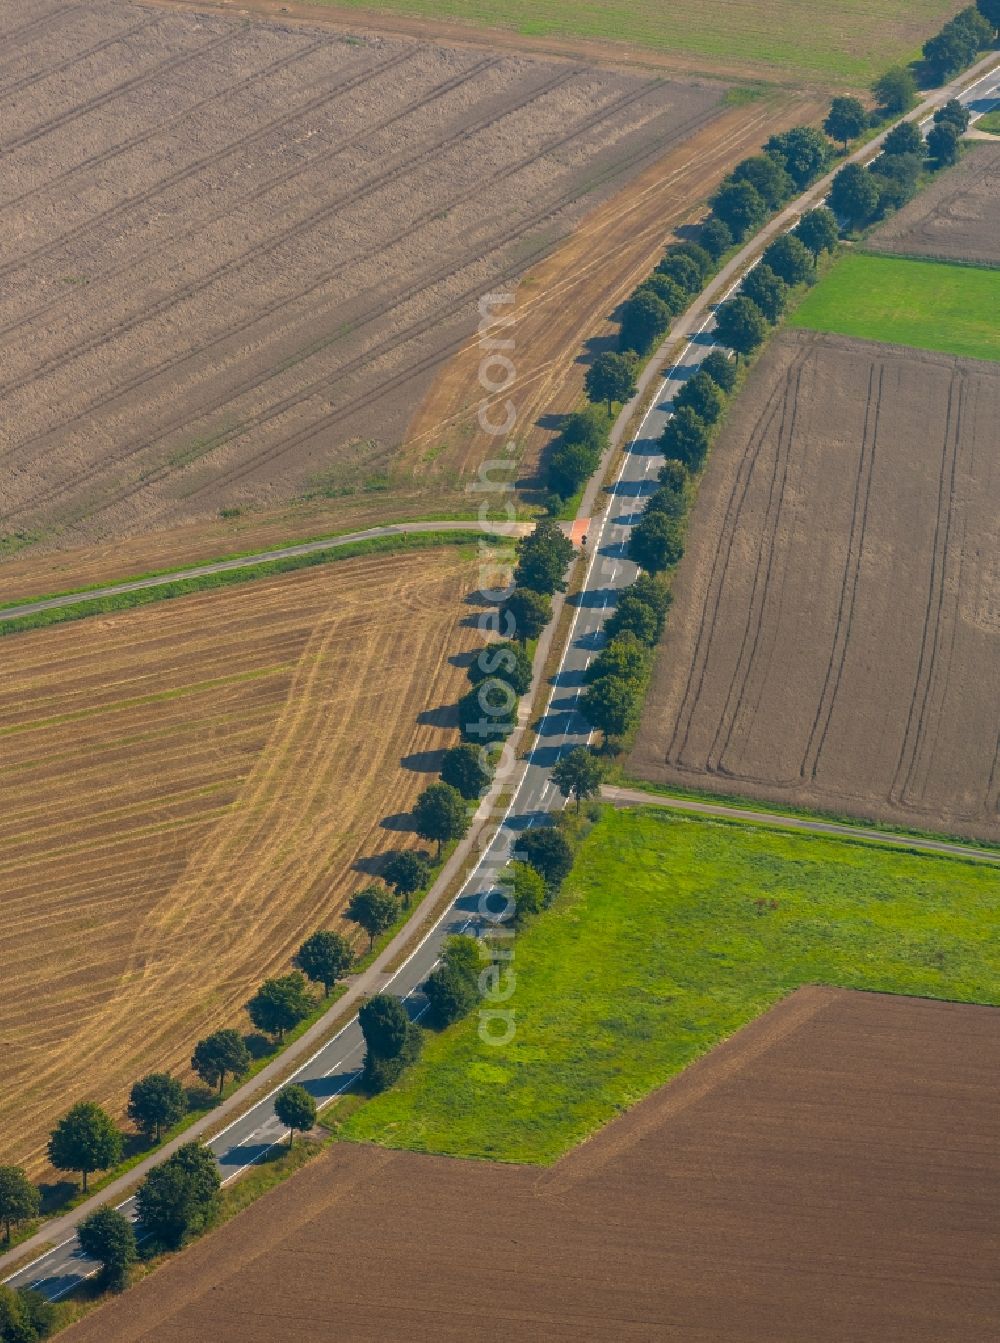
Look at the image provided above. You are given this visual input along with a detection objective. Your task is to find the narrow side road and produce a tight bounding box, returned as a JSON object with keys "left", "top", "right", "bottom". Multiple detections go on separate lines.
{"left": 602, "top": 787, "right": 1000, "bottom": 865}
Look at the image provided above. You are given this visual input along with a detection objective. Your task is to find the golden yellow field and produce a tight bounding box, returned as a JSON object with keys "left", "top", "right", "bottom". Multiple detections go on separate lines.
{"left": 0, "top": 547, "right": 476, "bottom": 1171}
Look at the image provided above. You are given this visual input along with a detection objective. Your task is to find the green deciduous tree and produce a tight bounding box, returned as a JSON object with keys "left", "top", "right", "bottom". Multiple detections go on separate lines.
{"left": 741, "top": 264, "right": 788, "bottom": 323}
{"left": 620, "top": 288, "right": 673, "bottom": 355}
{"left": 979, "top": 0, "right": 1000, "bottom": 30}
{"left": 828, "top": 163, "right": 881, "bottom": 228}
{"left": 514, "top": 518, "right": 575, "bottom": 595}
{"left": 935, "top": 98, "right": 972, "bottom": 133}
{"left": 581, "top": 674, "right": 642, "bottom": 746}
{"left": 468, "top": 639, "right": 533, "bottom": 696}
{"left": 413, "top": 782, "right": 469, "bottom": 859}
{"left": 824, "top": 95, "right": 866, "bottom": 149}
{"left": 644, "top": 485, "right": 685, "bottom": 521}
{"left": 358, "top": 994, "right": 421, "bottom": 1093}
{"left": 516, "top": 826, "right": 574, "bottom": 891}
{"left": 127, "top": 1073, "right": 186, "bottom": 1144}
{"left": 423, "top": 935, "right": 482, "bottom": 1027}
{"left": 382, "top": 850, "right": 433, "bottom": 906}
{"left": 584, "top": 632, "right": 650, "bottom": 686}
{"left": 709, "top": 179, "right": 767, "bottom": 241}
{"left": 551, "top": 746, "right": 606, "bottom": 811}
{"left": 882, "top": 120, "right": 923, "bottom": 157}
{"left": 638, "top": 271, "right": 687, "bottom": 312}
{"left": 0, "top": 1285, "right": 54, "bottom": 1343}
{"left": 294, "top": 930, "right": 353, "bottom": 996}
{"left": 47, "top": 1102, "right": 122, "bottom": 1194}
{"left": 458, "top": 681, "right": 517, "bottom": 744}
{"left": 274, "top": 1084, "right": 317, "bottom": 1147}
{"left": 656, "top": 251, "right": 702, "bottom": 295}
{"left": 499, "top": 586, "right": 551, "bottom": 643}
{"left": 699, "top": 216, "right": 733, "bottom": 260}
{"left": 731, "top": 154, "right": 793, "bottom": 209}
{"left": 584, "top": 351, "right": 639, "bottom": 412}
{"left": 136, "top": 1143, "right": 220, "bottom": 1250}
{"left": 873, "top": 66, "right": 918, "bottom": 116}
{"left": 714, "top": 295, "right": 769, "bottom": 361}
{"left": 77, "top": 1206, "right": 137, "bottom": 1291}
{"left": 762, "top": 233, "right": 814, "bottom": 287}
{"left": 246, "top": 972, "right": 313, "bottom": 1042}
{"left": 190, "top": 1029, "right": 251, "bottom": 1095}
{"left": 441, "top": 743, "right": 494, "bottom": 801}
{"left": 699, "top": 349, "right": 737, "bottom": 393}
{"left": 927, "top": 121, "right": 961, "bottom": 166}
{"left": 506, "top": 861, "right": 546, "bottom": 923}
{"left": 627, "top": 510, "right": 684, "bottom": 574}
{"left": 545, "top": 406, "right": 609, "bottom": 500}
{"left": 661, "top": 404, "right": 711, "bottom": 469}
{"left": 794, "top": 206, "right": 839, "bottom": 263}
{"left": 764, "top": 126, "right": 829, "bottom": 187}
{"left": 605, "top": 575, "right": 672, "bottom": 646}
{"left": 674, "top": 369, "right": 725, "bottom": 424}
{"left": 346, "top": 884, "right": 399, "bottom": 950}
{"left": 0, "top": 1168, "right": 38, "bottom": 1245}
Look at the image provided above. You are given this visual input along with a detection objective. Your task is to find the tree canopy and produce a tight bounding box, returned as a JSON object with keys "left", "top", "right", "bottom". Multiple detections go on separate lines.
{"left": 661, "top": 404, "right": 711, "bottom": 470}
{"left": 699, "top": 350, "right": 737, "bottom": 394}
{"left": 794, "top": 207, "right": 839, "bottom": 262}
{"left": 762, "top": 233, "right": 813, "bottom": 287}
{"left": 741, "top": 264, "right": 788, "bottom": 323}
{"left": 0, "top": 1167, "right": 39, "bottom": 1245}
{"left": 274, "top": 1085, "right": 317, "bottom": 1146}
{"left": 828, "top": 163, "right": 881, "bottom": 226}
{"left": 190, "top": 1029, "right": 251, "bottom": 1095}
{"left": 127, "top": 1073, "right": 186, "bottom": 1143}
{"left": 136, "top": 1143, "right": 220, "bottom": 1250}
{"left": 382, "top": 850, "right": 433, "bottom": 905}
{"left": 551, "top": 746, "right": 606, "bottom": 810}
{"left": 514, "top": 518, "right": 575, "bottom": 595}
{"left": 78, "top": 1206, "right": 137, "bottom": 1291}
{"left": 714, "top": 295, "right": 769, "bottom": 360}
{"left": 709, "top": 179, "right": 767, "bottom": 240}
{"left": 581, "top": 674, "right": 642, "bottom": 745}
{"left": 47, "top": 1102, "right": 122, "bottom": 1193}
{"left": 499, "top": 586, "right": 551, "bottom": 643}
{"left": 346, "top": 884, "right": 399, "bottom": 949}
{"left": 620, "top": 288, "right": 673, "bottom": 355}
{"left": 873, "top": 66, "right": 918, "bottom": 116}
{"left": 440, "top": 743, "right": 494, "bottom": 801}
{"left": 824, "top": 95, "right": 866, "bottom": 148}
{"left": 413, "top": 782, "right": 469, "bottom": 857}
{"left": 294, "top": 930, "right": 353, "bottom": 995}
{"left": 627, "top": 510, "right": 684, "bottom": 574}
{"left": 674, "top": 369, "right": 725, "bottom": 424}
{"left": 764, "top": 125, "right": 829, "bottom": 187}
{"left": 584, "top": 351, "right": 638, "bottom": 411}
{"left": 468, "top": 639, "right": 533, "bottom": 696}
{"left": 246, "top": 972, "right": 313, "bottom": 1042}
{"left": 516, "top": 825, "right": 574, "bottom": 890}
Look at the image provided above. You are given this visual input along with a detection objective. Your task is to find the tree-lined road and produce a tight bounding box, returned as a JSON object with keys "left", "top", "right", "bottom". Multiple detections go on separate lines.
{"left": 5, "top": 51, "right": 999, "bottom": 1303}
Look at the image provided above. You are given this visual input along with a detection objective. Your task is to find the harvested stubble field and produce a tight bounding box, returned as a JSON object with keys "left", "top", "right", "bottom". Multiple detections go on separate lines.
{"left": 865, "top": 141, "right": 1000, "bottom": 268}
{"left": 0, "top": 545, "right": 477, "bottom": 1172}
{"left": 0, "top": 0, "right": 725, "bottom": 557}
{"left": 63, "top": 988, "right": 1000, "bottom": 1342}
{"left": 630, "top": 328, "right": 1000, "bottom": 842}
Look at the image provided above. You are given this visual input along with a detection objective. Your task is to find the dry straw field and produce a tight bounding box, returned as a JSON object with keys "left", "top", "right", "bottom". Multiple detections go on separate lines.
{"left": 0, "top": 546, "right": 477, "bottom": 1171}
{"left": 0, "top": 0, "right": 724, "bottom": 554}
{"left": 631, "top": 329, "right": 1000, "bottom": 842}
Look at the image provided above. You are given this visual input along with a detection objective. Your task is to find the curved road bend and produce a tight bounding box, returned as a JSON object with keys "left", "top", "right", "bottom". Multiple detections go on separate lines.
{"left": 5, "top": 56, "right": 1000, "bottom": 1302}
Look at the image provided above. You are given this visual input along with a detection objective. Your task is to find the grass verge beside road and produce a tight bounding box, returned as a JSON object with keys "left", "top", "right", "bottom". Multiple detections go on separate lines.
{"left": 341, "top": 805, "right": 999, "bottom": 1164}
{"left": 789, "top": 251, "right": 1000, "bottom": 361}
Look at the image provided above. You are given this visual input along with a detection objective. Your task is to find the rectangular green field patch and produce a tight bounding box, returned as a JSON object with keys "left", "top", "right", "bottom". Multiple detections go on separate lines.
{"left": 790, "top": 252, "right": 1000, "bottom": 361}
{"left": 341, "top": 808, "right": 999, "bottom": 1164}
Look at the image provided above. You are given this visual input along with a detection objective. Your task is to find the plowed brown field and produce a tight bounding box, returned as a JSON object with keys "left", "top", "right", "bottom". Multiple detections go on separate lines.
{"left": 0, "top": 546, "right": 476, "bottom": 1171}
{"left": 62, "top": 988, "right": 1000, "bottom": 1342}
{"left": 630, "top": 329, "right": 1000, "bottom": 842}
{"left": 0, "top": 0, "right": 723, "bottom": 555}
{"left": 867, "top": 140, "right": 1000, "bottom": 267}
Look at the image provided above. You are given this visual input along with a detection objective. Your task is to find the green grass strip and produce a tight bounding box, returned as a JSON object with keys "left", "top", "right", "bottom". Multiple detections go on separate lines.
{"left": 0, "top": 531, "right": 483, "bottom": 638}
{"left": 342, "top": 806, "right": 1000, "bottom": 1164}
{"left": 789, "top": 252, "right": 1000, "bottom": 362}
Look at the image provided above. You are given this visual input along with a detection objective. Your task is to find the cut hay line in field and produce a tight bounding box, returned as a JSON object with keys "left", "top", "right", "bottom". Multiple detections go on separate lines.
{"left": 0, "top": 548, "right": 477, "bottom": 1172}
{"left": 630, "top": 329, "right": 1000, "bottom": 844}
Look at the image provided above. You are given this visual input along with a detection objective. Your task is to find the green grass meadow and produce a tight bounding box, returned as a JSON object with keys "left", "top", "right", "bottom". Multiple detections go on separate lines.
{"left": 975, "top": 109, "right": 1000, "bottom": 134}
{"left": 342, "top": 807, "right": 1000, "bottom": 1163}
{"left": 313, "top": 0, "right": 959, "bottom": 82}
{"left": 790, "top": 252, "right": 1000, "bottom": 361}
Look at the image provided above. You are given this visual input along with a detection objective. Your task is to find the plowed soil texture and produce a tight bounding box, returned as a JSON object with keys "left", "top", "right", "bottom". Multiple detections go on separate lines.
{"left": 0, "top": 546, "right": 477, "bottom": 1171}
{"left": 867, "top": 141, "right": 1000, "bottom": 268}
{"left": 630, "top": 328, "right": 1000, "bottom": 843}
{"left": 62, "top": 988, "right": 1000, "bottom": 1342}
{"left": 0, "top": 0, "right": 722, "bottom": 555}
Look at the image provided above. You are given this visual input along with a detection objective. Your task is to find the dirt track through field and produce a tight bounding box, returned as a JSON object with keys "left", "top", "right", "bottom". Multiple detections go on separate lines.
{"left": 0, "top": 547, "right": 477, "bottom": 1171}
{"left": 866, "top": 140, "right": 1000, "bottom": 267}
{"left": 630, "top": 329, "right": 1000, "bottom": 842}
{"left": 61, "top": 988, "right": 1000, "bottom": 1341}
{"left": 0, "top": 0, "right": 723, "bottom": 552}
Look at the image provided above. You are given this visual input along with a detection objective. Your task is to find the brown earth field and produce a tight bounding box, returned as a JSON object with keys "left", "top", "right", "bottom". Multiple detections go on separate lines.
{"left": 629, "top": 329, "right": 1000, "bottom": 842}
{"left": 866, "top": 140, "right": 1000, "bottom": 267}
{"left": 0, "top": 0, "right": 725, "bottom": 558}
{"left": 63, "top": 987, "right": 1000, "bottom": 1342}
{"left": 0, "top": 545, "right": 478, "bottom": 1172}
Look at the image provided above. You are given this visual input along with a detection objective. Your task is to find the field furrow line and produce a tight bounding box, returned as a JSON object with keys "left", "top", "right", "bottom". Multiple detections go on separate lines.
{"left": 0, "top": 2, "right": 82, "bottom": 53}
{"left": 2, "top": 70, "right": 669, "bottom": 522}
{"left": 0, "top": 51, "right": 514, "bottom": 460}
{"left": 800, "top": 360, "right": 883, "bottom": 782}
{"left": 0, "top": 14, "right": 158, "bottom": 99}
{"left": 892, "top": 372, "right": 966, "bottom": 806}
{"left": 0, "top": 35, "right": 403, "bottom": 282}
{"left": 709, "top": 358, "right": 804, "bottom": 777}
{"left": 1, "top": 26, "right": 240, "bottom": 157}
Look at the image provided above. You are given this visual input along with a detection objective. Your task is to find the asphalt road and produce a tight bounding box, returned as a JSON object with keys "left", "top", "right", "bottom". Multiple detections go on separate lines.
{"left": 6, "top": 56, "right": 999, "bottom": 1303}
